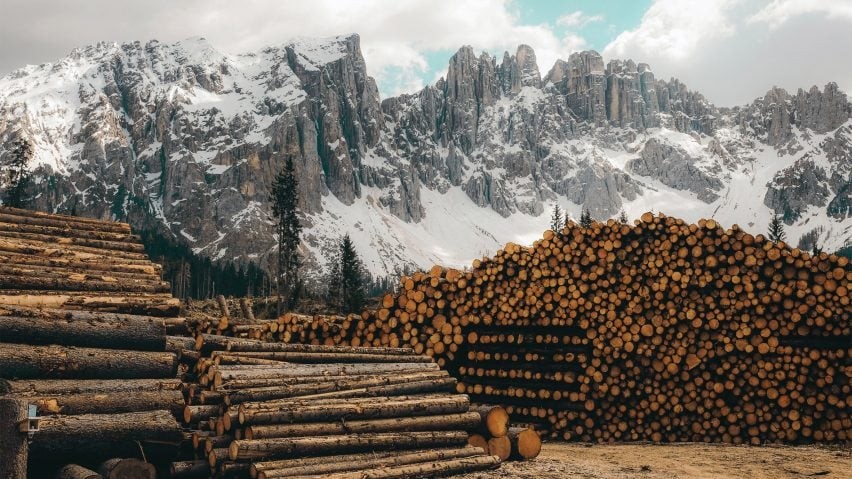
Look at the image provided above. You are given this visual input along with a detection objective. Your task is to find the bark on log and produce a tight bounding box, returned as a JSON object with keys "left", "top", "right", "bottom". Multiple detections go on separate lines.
{"left": 97, "top": 458, "right": 156, "bottom": 479}
{"left": 284, "top": 454, "right": 500, "bottom": 479}
{"left": 0, "top": 378, "right": 182, "bottom": 396}
{"left": 197, "top": 334, "right": 415, "bottom": 356}
{"left": 33, "top": 389, "right": 185, "bottom": 416}
{"left": 29, "top": 410, "right": 183, "bottom": 463}
{"left": 0, "top": 273, "right": 170, "bottom": 294}
{"left": 0, "top": 292, "right": 180, "bottom": 317}
{"left": 0, "top": 252, "right": 160, "bottom": 276}
{"left": 212, "top": 362, "right": 438, "bottom": 386}
{"left": 215, "top": 351, "right": 433, "bottom": 363}
{"left": 0, "top": 397, "right": 27, "bottom": 479}
{"left": 223, "top": 371, "right": 450, "bottom": 404}
{"left": 245, "top": 412, "right": 481, "bottom": 439}
{"left": 0, "top": 307, "right": 167, "bottom": 351}
{"left": 238, "top": 395, "right": 470, "bottom": 426}
{"left": 183, "top": 405, "right": 222, "bottom": 424}
{"left": 229, "top": 431, "right": 469, "bottom": 461}
{"left": 56, "top": 464, "right": 103, "bottom": 479}
{"left": 0, "top": 343, "right": 178, "bottom": 379}
{"left": 216, "top": 371, "right": 445, "bottom": 392}
{"left": 169, "top": 460, "right": 210, "bottom": 479}
{"left": 253, "top": 446, "right": 485, "bottom": 479}
{"left": 0, "top": 207, "right": 130, "bottom": 233}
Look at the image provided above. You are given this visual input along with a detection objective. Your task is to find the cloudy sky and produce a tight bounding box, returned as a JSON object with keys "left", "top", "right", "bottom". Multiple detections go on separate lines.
{"left": 0, "top": 0, "right": 850, "bottom": 106}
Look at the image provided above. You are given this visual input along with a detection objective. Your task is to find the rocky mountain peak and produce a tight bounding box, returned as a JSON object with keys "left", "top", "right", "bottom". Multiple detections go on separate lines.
{"left": 1, "top": 36, "right": 850, "bottom": 279}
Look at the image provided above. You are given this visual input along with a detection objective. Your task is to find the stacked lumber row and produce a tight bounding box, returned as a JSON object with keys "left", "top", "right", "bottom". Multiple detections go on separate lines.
{"left": 275, "top": 213, "right": 850, "bottom": 444}
{"left": 467, "top": 405, "right": 542, "bottom": 462}
{"left": 0, "top": 306, "right": 185, "bottom": 477}
{"left": 0, "top": 206, "right": 180, "bottom": 316}
{"left": 173, "top": 334, "right": 501, "bottom": 478}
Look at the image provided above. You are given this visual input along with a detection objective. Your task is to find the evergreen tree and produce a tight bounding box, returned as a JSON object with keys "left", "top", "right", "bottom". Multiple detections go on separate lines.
{"left": 618, "top": 210, "right": 628, "bottom": 223}
{"left": 580, "top": 209, "right": 593, "bottom": 228}
{"left": 270, "top": 157, "right": 302, "bottom": 314}
{"left": 549, "top": 205, "right": 563, "bottom": 232}
{"left": 768, "top": 214, "right": 786, "bottom": 243}
{"left": 812, "top": 244, "right": 823, "bottom": 257}
{"left": 2, "top": 138, "right": 33, "bottom": 208}
{"left": 324, "top": 242, "right": 343, "bottom": 311}
{"left": 339, "top": 234, "right": 365, "bottom": 314}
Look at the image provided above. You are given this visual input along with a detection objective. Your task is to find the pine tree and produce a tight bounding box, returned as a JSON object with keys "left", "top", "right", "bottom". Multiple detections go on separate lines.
{"left": 619, "top": 210, "right": 628, "bottom": 223}
{"left": 767, "top": 214, "right": 786, "bottom": 243}
{"left": 325, "top": 242, "right": 342, "bottom": 311}
{"left": 270, "top": 157, "right": 302, "bottom": 314}
{"left": 550, "top": 205, "right": 563, "bottom": 232}
{"left": 339, "top": 234, "right": 365, "bottom": 314}
{"left": 812, "top": 244, "right": 823, "bottom": 257}
{"left": 580, "top": 209, "right": 593, "bottom": 228}
{"left": 2, "top": 138, "right": 33, "bottom": 208}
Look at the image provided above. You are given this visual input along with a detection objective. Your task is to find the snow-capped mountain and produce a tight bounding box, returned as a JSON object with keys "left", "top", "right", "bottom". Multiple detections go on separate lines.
{"left": 0, "top": 34, "right": 849, "bottom": 277}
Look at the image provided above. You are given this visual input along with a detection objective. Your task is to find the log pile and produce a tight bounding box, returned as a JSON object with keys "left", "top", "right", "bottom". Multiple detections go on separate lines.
{"left": 0, "top": 206, "right": 180, "bottom": 316}
{"left": 0, "top": 208, "right": 186, "bottom": 477}
{"left": 275, "top": 213, "right": 851, "bottom": 444}
{"left": 176, "top": 333, "right": 501, "bottom": 478}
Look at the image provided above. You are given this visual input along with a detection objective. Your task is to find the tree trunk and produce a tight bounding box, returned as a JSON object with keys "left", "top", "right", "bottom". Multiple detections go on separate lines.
{"left": 280, "top": 454, "right": 500, "bottom": 479}
{"left": 0, "top": 292, "right": 180, "bottom": 317}
{"left": 470, "top": 405, "right": 509, "bottom": 438}
{"left": 216, "top": 351, "right": 433, "bottom": 363}
{"left": 56, "top": 464, "right": 103, "bottom": 479}
{"left": 0, "top": 397, "right": 27, "bottom": 479}
{"left": 0, "top": 307, "right": 166, "bottom": 351}
{"left": 0, "top": 273, "right": 170, "bottom": 294}
{"left": 32, "top": 389, "right": 184, "bottom": 416}
{"left": 169, "top": 460, "right": 210, "bottom": 479}
{"left": 253, "top": 446, "right": 485, "bottom": 478}
{"left": 238, "top": 395, "right": 469, "bottom": 426}
{"left": 508, "top": 427, "right": 542, "bottom": 460}
{"left": 245, "top": 412, "right": 481, "bottom": 439}
{"left": 197, "top": 334, "right": 414, "bottom": 356}
{"left": 229, "top": 431, "right": 469, "bottom": 461}
{"left": 29, "top": 410, "right": 183, "bottom": 464}
{"left": 223, "top": 371, "right": 450, "bottom": 404}
{"left": 0, "top": 207, "right": 130, "bottom": 234}
{"left": 486, "top": 435, "right": 510, "bottom": 461}
{"left": 0, "top": 343, "right": 177, "bottom": 379}
{"left": 97, "top": 458, "right": 156, "bottom": 479}
{"left": 0, "top": 378, "right": 182, "bottom": 396}
{"left": 212, "top": 362, "right": 438, "bottom": 386}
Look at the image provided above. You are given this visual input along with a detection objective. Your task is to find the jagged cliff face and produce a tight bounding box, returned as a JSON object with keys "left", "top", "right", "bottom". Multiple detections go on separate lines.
{"left": 1, "top": 36, "right": 850, "bottom": 276}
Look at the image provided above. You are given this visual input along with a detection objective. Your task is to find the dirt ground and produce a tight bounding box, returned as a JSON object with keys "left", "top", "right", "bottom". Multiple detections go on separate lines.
{"left": 460, "top": 443, "right": 852, "bottom": 479}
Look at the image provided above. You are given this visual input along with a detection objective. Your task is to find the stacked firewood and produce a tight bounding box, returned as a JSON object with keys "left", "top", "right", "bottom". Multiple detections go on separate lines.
{"left": 0, "top": 305, "right": 185, "bottom": 477}
{"left": 0, "top": 206, "right": 180, "bottom": 316}
{"left": 273, "top": 213, "right": 851, "bottom": 444}
{"left": 467, "top": 405, "right": 542, "bottom": 462}
{"left": 175, "top": 334, "right": 501, "bottom": 478}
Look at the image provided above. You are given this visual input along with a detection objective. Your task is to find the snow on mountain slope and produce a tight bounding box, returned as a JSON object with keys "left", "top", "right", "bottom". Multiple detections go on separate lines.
{"left": 0, "top": 35, "right": 849, "bottom": 280}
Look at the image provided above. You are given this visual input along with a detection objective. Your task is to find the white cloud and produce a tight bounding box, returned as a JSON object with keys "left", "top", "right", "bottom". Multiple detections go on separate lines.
{"left": 556, "top": 11, "right": 604, "bottom": 27}
{"left": 603, "top": 0, "right": 852, "bottom": 106}
{"left": 749, "top": 0, "right": 852, "bottom": 28}
{"left": 604, "top": 0, "right": 739, "bottom": 61}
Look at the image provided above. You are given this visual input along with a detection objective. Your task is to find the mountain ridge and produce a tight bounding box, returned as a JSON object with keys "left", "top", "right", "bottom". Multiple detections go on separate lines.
{"left": 0, "top": 34, "right": 849, "bottom": 278}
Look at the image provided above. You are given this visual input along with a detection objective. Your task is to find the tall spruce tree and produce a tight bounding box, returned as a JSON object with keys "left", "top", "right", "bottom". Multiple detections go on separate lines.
{"left": 339, "top": 234, "right": 365, "bottom": 314}
{"left": 768, "top": 214, "right": 786, "bottom": 243}
{"left": 324, "top": 242, "right": 343, "bottom": 311}
{"left": 580, "top": 209, "right": 593, "bottom": 228}
{"left": 270, "top": 157, "right": 302, "bottom": 314}
{"left": 550, "top": 205, "right": 563, "bottom": 232}
{"left": 3, "top": 138, "right": 33, "bottom": 208}
{"left": 619, "top": 210, "right": 628, "bottom": 223}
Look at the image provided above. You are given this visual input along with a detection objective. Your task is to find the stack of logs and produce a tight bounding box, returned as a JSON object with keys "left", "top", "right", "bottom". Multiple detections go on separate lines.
{"left": 175, "top": 333, "right": 501, "bottom": 478}
{"left": 274, "top": 213, "right": 850, "bottom": 444}
{"left": 0, "top": 207, "right": 186, "bottom": 478}
{"left": 467, "top": 405, "right": 542, "bottom": 462}
{"left": 0, "top": 206, "right": 180, "bottom": 316}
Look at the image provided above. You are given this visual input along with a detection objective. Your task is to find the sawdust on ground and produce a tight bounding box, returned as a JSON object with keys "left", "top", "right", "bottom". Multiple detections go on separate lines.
{"left": 460, "top": 443, "right": 852, "bottom": 479}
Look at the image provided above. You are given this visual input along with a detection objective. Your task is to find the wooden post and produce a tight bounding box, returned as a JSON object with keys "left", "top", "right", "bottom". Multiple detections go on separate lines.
{"left": 0, "top": 397, "right": 28, "bottom": 479}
